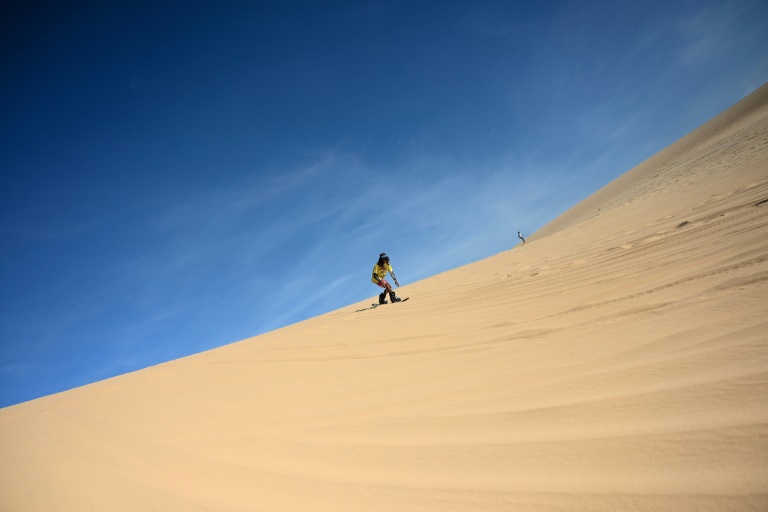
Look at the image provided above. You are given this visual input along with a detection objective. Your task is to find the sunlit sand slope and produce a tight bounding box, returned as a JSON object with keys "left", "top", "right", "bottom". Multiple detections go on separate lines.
{"left": 1, "top": 84, "right": 767, "bottom": 511}
{"left": 534, "top": 83, "right": 768, "bottom": 240}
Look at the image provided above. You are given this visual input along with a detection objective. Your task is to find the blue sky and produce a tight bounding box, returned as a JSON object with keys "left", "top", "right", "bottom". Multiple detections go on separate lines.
{"left": 1, "top": 0, "right": 766, "bottom": 407}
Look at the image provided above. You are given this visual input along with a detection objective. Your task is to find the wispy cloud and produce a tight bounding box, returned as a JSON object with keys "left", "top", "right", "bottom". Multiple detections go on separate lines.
{"left": 1, "top": 206, "right": 102, "bottom": 241}
{"left": 127, "top": 148, "right": 557, "bottom": 337}
{"left": 2, "top": 361, "right": 36, "bottom": 378}
{"left": 674, "top": 2, "right": 742, "bottom": 67}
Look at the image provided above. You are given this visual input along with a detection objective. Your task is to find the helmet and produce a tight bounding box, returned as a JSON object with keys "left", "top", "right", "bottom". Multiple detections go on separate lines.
{"left": 379, "top": 252, "right": 389, "bottom": 261}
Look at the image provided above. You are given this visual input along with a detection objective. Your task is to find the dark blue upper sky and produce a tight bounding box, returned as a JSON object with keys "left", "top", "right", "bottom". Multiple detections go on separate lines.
{"left": 2, "top": 0, "right": 767, "bottom": 407}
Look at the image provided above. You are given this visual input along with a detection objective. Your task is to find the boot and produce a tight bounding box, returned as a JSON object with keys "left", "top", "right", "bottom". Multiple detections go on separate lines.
{"left": 389, "top": 291, "right": 401, "bottom": 303}
{"left": 378, "top": 292, "right": 388, "bottom": 305}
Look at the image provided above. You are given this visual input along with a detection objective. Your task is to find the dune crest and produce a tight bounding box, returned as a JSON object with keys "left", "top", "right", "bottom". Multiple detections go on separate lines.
{"left": 534, "top": 83, "right": 768, "bottom": 240}
{"left": 2, "top": 85, "right": 768, "bottom": 511}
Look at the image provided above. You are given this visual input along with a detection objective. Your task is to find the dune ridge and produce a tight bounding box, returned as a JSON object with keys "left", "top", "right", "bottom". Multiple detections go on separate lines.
{"left": 533, "top": 83, "right": 768, "bottom": 240}
{"left": 1, "top": 85, "right": 767, "bottom": 511}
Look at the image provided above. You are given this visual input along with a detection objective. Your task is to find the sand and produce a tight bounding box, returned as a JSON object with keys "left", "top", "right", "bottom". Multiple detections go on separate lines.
{"left": 2, "top": 84, "right": 767, "bottom": 511}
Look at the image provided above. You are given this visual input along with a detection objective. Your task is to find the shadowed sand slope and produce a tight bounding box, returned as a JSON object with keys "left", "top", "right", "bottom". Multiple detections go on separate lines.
{"left": 2, "top": 85, "right": 768, "bottom": 511}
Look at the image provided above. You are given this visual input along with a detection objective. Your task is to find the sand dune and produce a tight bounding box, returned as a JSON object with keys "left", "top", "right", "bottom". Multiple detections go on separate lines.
{"left": 2, "top": 84, "right": 767, "bottom": 511}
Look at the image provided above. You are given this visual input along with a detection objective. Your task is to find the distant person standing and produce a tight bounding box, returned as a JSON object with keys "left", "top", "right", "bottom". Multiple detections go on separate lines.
{"left": 518, "top": 231, "right": 526, "bottom": 244}
{"left": 372, "top": 252, "right": 402, "bottom": 304}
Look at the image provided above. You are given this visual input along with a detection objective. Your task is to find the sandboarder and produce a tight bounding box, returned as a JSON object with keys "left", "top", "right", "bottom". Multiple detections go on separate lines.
{"left": 372, "top": 252, "right": 402, "bottom": 304}
{"left": 518, "top": 231, "right": 526, "bottom": 244}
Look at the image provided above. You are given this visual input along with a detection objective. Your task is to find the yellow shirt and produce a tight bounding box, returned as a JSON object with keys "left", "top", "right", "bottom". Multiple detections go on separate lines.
{"left": 371, "top": 262, "right": 393, "bottom": 284}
